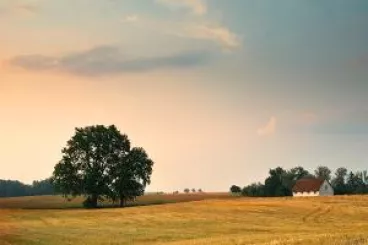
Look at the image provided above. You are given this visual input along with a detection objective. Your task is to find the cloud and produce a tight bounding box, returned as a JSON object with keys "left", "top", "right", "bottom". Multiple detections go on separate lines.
{"left": 14, "top": 3, "right": 38, "bottom": 14}
{"left": 257, "top": 117, "right": 277, "bottom": 136}
{"left": 129, "top": 17, "right": 240, "bottom": 50}
{"left": 0, "top": 0, "right": 39, "bottom": 16}
{"left": 8, "top": 45, "right": 211, "bottom": 76}
{"left": 156, "top": 0, "right": 207, "bottom": 15}
{"left": 153, "top": 0, "right": 240, "bottom": 50}
{"left": 183, "top": 24, "right": 240, "bottom": 50}
{"left": 121, "top": 14, "right": 139, "bottom": 23}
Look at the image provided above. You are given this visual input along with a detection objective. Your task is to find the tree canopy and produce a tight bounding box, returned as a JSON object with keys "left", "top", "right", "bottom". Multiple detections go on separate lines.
{"left": 314, "top": 166, "right": 332, "bottom": 181}
{"left": 230, "top": 185, "right": 242, "bottom": 194}
{"left": 52, "top": 125, "right": 154, "bottom": 208}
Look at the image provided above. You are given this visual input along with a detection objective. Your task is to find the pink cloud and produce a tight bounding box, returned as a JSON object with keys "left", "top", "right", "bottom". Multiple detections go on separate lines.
{"left": 257, "top": 117, "right": 277, "bottom": 136}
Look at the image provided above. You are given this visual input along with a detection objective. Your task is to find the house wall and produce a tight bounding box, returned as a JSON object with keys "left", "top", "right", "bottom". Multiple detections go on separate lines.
{"left": 293, "top": 191, "right": 319, "bottom": 197}
{"left": 319, "top": 180, "right": 334, "bottom": 196}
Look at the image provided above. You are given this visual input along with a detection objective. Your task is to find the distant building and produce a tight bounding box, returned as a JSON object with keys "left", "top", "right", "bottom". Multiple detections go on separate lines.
{"left": 292, "top": 178, "right": 334, "bottom": 197}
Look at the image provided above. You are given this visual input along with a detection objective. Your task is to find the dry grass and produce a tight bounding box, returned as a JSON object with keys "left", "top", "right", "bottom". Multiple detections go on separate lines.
{"left": 0, "top": 193, "right": 233, "bottom": 209}
{"left": 0, "top": 195, "right": 368, "bottom": 245}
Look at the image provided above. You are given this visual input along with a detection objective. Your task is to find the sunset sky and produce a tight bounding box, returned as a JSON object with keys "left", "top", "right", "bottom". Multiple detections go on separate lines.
{"left": 1, "top": 0, "right": 368, "bottom": 192}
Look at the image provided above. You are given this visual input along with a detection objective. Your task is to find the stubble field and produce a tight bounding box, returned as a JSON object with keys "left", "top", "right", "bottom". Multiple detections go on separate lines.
{"left": 0, "top": 194, "right": 367, "bottom": 245}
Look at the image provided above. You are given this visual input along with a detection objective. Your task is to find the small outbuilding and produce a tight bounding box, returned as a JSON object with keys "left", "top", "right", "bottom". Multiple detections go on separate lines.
{"left": 292, "top": 178, "right": 334, "bottom": 197}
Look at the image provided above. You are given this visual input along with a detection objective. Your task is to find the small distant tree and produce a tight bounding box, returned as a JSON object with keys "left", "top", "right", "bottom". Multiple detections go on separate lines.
{"left": 198, "top": 189, "right": 202, "bottom": 193}
{"left": 191, "top": 188, "right": 196, "bottom": 193}
{"left": 230, "top": 185, "right": 242, "bottom": 194}
{"left": 184, "top": 188, "right": 190, "bottom": 194}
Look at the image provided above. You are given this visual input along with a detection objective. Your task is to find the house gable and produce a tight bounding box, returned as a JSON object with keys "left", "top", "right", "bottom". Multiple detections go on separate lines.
{"left": 319, "top": 180, "right": 334, "bottom": 196}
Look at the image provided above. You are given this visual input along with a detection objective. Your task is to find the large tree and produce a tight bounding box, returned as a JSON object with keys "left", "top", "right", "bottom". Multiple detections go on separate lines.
{"left": 53, "top": 125, "right": 153, "bottom": 208}
{"left": 109, "top": 147, "right": 154, "bottom": 207}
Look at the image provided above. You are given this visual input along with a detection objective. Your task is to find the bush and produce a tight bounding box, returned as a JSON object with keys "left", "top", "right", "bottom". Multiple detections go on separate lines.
{"left": 230, "top": 185, "right": 242, "bottom": 194}
{"left": 83, "top": 196, "right": 97, "bottom": 208}
{"left": 242, "top": 183, "right": 265, "bottom": 197}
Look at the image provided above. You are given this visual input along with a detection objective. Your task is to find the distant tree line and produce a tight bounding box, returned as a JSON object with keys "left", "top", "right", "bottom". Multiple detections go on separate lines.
{"left": 230, "top": 166, "right": 368, "bottom": 197}
{"left": 0, "top": 178, "right": 54, "bottom": 198}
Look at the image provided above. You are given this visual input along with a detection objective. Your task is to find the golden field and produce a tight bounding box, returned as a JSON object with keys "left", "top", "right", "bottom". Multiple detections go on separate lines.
{"left": 0, "top": 194, "right": 368, "bottom": 245}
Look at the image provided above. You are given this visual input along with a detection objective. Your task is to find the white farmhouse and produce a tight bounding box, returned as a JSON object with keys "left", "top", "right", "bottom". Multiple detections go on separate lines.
{"left": 292, "top": 178, "right": 334, "bottom": 197}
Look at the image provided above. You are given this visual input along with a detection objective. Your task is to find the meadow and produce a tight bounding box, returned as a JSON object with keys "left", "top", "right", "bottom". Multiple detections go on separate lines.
{"left": 1, "top": 194, "right": 368, "bottom": 245}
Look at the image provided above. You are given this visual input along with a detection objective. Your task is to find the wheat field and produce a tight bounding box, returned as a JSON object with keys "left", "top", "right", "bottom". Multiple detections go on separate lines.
{"left": 1, "top": 195, "right": 368, "bottom": 245}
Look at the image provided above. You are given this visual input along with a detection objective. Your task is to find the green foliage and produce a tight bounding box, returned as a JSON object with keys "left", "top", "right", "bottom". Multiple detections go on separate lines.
{"left": 346, "top": 171, "right": 367, "bottom": 194}
{"left": 242, "top": 183, "right": 265, "bottom": 197}
{"left": 52, "top": 125, "right": 154, "bottom": 208}
{"left": 109, "top": 147, "right": 154, "bottom": 207}
{"left": 244, "top": 166, "right": 314, "bottom": 197}
{"left": 0, "top": 178, "right": 54, "bottom": 198}
{"left": 331, "top": 167, "right": 348, "bottom": 195}
{"left": 330, "top": 168, "right": 368, "bottom": 195}
{"left": 31, "top": 178, "right": 54, "bottom": 196}
{"left": 264, "top": 167, "right": 291, "bottom": 196}
{"left": 230, "top": 185, "right": 242, "bottom": 194}
{"left": 314, "top": 166, "right": 332, "bottom": 181}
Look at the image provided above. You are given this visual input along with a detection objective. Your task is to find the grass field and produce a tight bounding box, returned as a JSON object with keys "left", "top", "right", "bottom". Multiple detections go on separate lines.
{"left": 0, "top": 193, "right": 233, "bottom": 209}
{"left": 1, "top": 194, "right": 368, "bottom": 245}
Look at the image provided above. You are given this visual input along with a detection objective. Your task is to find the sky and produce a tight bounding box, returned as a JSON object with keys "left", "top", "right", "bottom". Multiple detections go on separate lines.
{"left": 1, "top": 0, "right": 368, "bottom": 192}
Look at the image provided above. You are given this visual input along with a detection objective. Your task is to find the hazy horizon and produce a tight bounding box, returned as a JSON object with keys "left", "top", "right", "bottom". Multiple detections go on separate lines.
{"left": 1, "top": 0, "right": 368, "bottom": 192}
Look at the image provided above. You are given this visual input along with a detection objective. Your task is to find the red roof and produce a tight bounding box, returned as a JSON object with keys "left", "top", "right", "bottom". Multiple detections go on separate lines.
{"left": 292, "top": 178, "right": 325, "bottom": 192}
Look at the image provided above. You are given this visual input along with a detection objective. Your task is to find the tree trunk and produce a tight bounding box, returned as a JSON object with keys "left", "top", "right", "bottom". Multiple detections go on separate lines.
{"left": 91, "top": 194, "right": 98, "bottom": 208}
{"left": 119, "top": 195, "right": 125, "bottom": 207}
